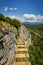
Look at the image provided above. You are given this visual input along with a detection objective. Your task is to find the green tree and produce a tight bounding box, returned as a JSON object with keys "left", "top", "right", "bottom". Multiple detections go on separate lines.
{"left": 0, "top": 13, "right": 5, "bottom": 21}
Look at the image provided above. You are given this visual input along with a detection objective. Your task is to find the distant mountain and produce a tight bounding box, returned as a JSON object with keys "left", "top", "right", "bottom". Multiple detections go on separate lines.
{"left": 21, "top": 22, "right": 43, "bottom": 24}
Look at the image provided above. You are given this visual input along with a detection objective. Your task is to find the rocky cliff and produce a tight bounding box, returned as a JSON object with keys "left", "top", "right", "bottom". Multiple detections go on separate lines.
{"left": 0, "top": 22, "right": 31, "bottom": 65}
{"left": 0, "top": 21, "right": 17, "bottom": 65}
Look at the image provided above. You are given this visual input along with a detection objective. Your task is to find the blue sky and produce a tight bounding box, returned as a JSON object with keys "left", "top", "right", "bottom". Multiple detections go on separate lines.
{"left": 0, "top": 0, "right": 43, "bottom": 22}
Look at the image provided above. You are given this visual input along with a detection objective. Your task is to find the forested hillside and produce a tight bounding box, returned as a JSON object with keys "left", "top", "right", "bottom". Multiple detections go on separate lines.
{"left": 25, "top": 24, "right": 43, "bottom": 65}
{"left": 24, "top": 24, "right": 43, "bottom": 36}
{"left": 29, "top": 32, "right": 43, "bottom": 65}
{"left": 24, "top": 24, "right": 43, "bottom": 31}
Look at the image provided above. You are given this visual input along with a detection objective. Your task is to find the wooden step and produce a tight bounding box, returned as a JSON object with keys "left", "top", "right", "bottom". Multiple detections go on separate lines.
{"left": 12, "top": 62, "right": 31, "bottom": 65}
{"left": 17, "top": 41, "right": 27, "bottom": 45}
{"left": 16, "top": 48, "right": 28, "bottom": 52}
{"left": 15, "top": 54, "right": 29, "bottom": 58}
{"left": 17, "top": 45, "right": 27, "bottom": 48}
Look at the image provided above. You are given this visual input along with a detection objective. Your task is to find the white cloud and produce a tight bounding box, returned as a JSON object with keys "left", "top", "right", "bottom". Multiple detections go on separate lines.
{"left": 23, "top": 14, "right": 36, "bottom": 19}
{"left": 9, "top": 15, "right": 17, "bottom": 19}
{"left": 3, "top": 7, "right": 18, "bottom": 11}
{"left": 9, "top": 15, "right": 20, "bottom": 20}
{"left": 7, "top": 14, "right": 43, "bottom": 22}
{"left": 14, "top": 8, "right": 18, "bottom": 10}
{"left": 9, "top": 8, "right": 13, "bottom": 11}
{"left": 23, "top": 14, "right": 43, "bottom": 22}
{"left": 3, "top": 7, "right": 8, "bottom": 11}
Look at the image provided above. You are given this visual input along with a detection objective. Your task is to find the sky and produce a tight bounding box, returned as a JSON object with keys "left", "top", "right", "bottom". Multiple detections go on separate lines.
{"left": 0, "top": 0, "right": 43, "bottom": 22}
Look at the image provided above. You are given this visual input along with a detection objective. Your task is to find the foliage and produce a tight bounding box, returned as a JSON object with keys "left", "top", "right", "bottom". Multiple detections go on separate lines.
{"left": 0, "top": 13, "right": 5, "bottom": 21}
{"left": 29, "top": 33, "right": 43, "bottom": 65}
{"left": 0, "top": 27, "right": 2, "bottom": 31}
{"left": 24, "top": 24, "right": 43, "bottom": 31}
{"left": 11, "top": 19, "right": 21, "bottom": 29}
{"left": 24, "top": 24, "right": 43, "bottom": 36}
{"left": 0, "top": 13, "right": 21, "bottom": 29}
{"left": 24, "top": 24, "right": 43, "bottom": 65}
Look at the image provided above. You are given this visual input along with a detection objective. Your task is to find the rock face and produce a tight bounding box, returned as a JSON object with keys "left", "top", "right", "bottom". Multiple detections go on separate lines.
{"left": 0, "top": 22, "right": 17, "bottom": 65}
{"left": 0, "top": 22, "right": 31, "bottom": 65}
